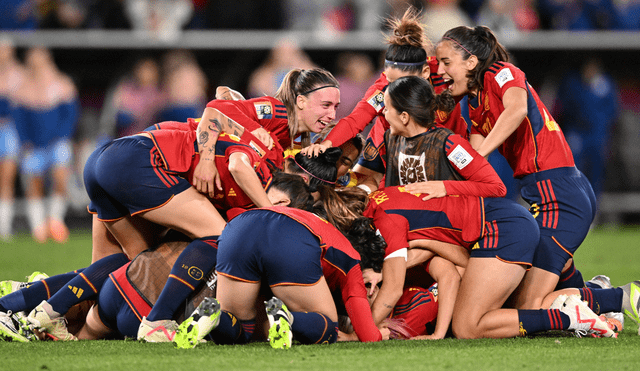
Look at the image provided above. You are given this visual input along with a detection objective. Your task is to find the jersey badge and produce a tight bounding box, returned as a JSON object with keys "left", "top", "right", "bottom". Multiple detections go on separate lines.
{"left": 495, "top": 68, "right": 514, "bottom": 88}
{"left": 398, "top": 152, "right": 427, "bottom": 184}
{"left": 447, "top": 145, "right": 473, "bottom": 170}
{"left": 543, "top": 110, "right": 560, "bottom": 132}
{"left": 228, "top": 188, "right": 237, "bottom": 197}
{"left": 254, "top": 102, "right": 273, "bottom": 119}
{"left": 362, "top": 142, "right": 379, "bottom": 161}
{"left": 367, "top": 90, "right": 385, "bottom": 112}
{"left": 249, "top": 140, "right": 266, "bottom": 157}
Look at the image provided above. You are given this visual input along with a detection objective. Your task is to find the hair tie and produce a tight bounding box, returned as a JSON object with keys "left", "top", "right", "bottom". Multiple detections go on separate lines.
{"left": 293, "top": 157, "right": 336, "bottom": 185}
{"left": 299, "top": 85, "right": 338, "bottom": 96}
{"left": 443, "top": 36, "right": 474, "bottom": 57}
{"left": 384, "top": 59, "right": 426, "bottom": 67}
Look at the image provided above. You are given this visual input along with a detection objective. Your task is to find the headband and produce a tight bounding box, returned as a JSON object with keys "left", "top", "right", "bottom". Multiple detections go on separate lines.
{"left": 384, "top": 59, "right": 426, "bottom": 67}
{"left": 299, "top": 85, "right": 338, "bottom": 96}
{"left": 293, "top": 157, "right": 336, "bottom": 185}
{"left": 443, "top": 36, "right": 474, "bottom": 56}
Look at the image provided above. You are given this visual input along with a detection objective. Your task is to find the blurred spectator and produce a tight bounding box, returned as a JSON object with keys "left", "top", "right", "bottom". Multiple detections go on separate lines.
{"left": 333, "top": 52, "right": 378, "bottom": 120}
{"left": 246, "top": 38, "right": 315, "bottom": 98}
{"left": 554, "top": 57, "right": 618, "bottom": 200}
{"left": 13, "top": 47, "right": 79, "bottom": 243}
{"left": 38, "top": 0, "right": 89, "bottom": 29}
{"left": 125, "top": 0, "right": 193, "bottom": 41}
{"left": 88, "top": 0, "right": 132, "bottom": 29}
{"left": 156, "top": 49, "right": 208, "bottom": 122}
{"left": 0, "top": 0, "right": 38, "bottom": 29}
{"left": 537, "top": 0, "right": 617, "bottom": 30}
{"left": 204, "top": 0, "right": 284, "bottom": 29}
{"left": 422, "top": 0, "right": 473, "bottom": 42}
{"left": 611, "top": 0, "right": 640, "bottom": 30}
{"left": 476, "top": 0, "right": 540, "bottom": 37}
{"left": 99, "top": 55, "right": 163, "bottom": 138}
{"left": 0, "top": 38, "right": 25, "bottom": 241}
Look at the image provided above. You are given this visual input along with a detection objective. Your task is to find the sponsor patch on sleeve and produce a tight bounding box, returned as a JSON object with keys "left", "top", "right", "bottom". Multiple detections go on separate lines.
{"left": 494, "top": 68, "right": 514, "bottom": 88}
{"left": 254, "top": 102, "right": 273, "bottom": 119}
{"left": 447, "top": 144, "right": 473, "bottom": 169}
{"left": 367, "top": 90, "right": 385, "bottom": 112}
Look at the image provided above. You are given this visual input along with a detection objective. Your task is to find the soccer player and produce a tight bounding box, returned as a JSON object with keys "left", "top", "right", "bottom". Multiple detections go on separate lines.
{"left": 435, "top": 25, "right": 598, "bottom": 307}
{"left": 301, "top": 7, "right": 468, "bottom": 188}
{"left": 362, "top": 185, "right": 615, "bottom": 339}
{"left": 175, "top": 206, "right": 388, "bottom": 349}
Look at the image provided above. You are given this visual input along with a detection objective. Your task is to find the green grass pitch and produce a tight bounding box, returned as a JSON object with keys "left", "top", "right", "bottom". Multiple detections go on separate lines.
{"left": 1, "top": 226, "right": 639, "bottom": 371}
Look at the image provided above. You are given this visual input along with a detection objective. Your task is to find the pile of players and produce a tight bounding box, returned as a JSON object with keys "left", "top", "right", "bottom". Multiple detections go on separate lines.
{"left": 1, "top": 8, "right": 639, "bottom": 348}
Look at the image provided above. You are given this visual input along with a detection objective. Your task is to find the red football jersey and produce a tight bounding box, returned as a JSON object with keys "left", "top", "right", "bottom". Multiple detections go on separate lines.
{"left": 392, "top": 286, "right": 438, "bottom": 337}
{"left": 147, "top": 129, "right": 274, "bottom": 211}
{"left": 364, "top": 186, "right": 485, "bottom": 249}
{"left": 468, "top": 61, "right": 575, "bottom": 177}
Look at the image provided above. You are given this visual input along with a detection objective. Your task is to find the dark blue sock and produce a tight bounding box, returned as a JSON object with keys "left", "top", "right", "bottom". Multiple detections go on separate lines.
{"left": 518, "top": 309, "right": 570, "bottom": 336}
{"left": 209, "top": 310, "right": 254, "bottom": 344}
{"left": 0, "top": 271, "right": 79, "bottom": 313}
{"left": 579, "top": 287, "right": 623, "bottom": 314}
{"left": 555, "top": 261, "right": 585, "bottom": 290}
{"left": 48, "top": 253, "right": 129, "bottom": 315}
{"left": 146, "top": 236, "right": 218, "bottom": 321}
{"left": 291, "top": 311, "right": 337, "bottom": 344}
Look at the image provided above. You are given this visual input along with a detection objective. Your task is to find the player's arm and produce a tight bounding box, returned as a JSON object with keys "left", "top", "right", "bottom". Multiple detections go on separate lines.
{"left": 194, "top": 107, "right": 246, "bottom": 196}
{"left": 474, "top": 86, "right": 527, "bottom": 158}
{"left": 370, "top": 256, "right": 406, "bottom": 325}
{"left": 227, "top": 151, "right": 273, "bottom": 208}
{"left": 414, "top": 256, "right": 461, "bottom": 340}
{"left": 353, "top": 165, "right": 383, "bottom": 194}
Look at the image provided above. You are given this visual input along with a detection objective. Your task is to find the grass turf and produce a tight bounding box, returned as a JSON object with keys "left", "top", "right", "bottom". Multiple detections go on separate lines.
{"left": 1, "top": 226, "right": 639, "bottom": 371}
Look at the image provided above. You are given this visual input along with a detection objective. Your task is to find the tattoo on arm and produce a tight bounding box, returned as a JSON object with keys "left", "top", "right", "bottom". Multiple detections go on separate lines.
{"left": 198, "top": 131, "right": 209, "bottom": 146}
{"left": 208, "top": 118, "right": 222, "bottom": 133}
{"left": 383, "top": 303, "right": 394, "bottom": 309}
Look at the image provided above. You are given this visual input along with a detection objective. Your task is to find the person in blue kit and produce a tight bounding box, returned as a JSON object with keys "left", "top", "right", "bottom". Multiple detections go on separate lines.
{"left": 554, "top": 57, "right": 618, "bottom": 205}
{"left": 13, "top": 47, "right": 79, "bottom": 244}
{"left": 0, "top": 38, "right": 24, "bottom": 241}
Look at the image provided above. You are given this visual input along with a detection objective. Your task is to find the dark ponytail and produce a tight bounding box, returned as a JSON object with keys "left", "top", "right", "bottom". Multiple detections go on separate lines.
{"left": 384, "top": 6, "right": 431, "bottom": 74}
{"left": 440, "top": 25, "right": 510, "bottom": 92}
{"left": 387, "top": 76, "right": 455, "bottom": 129}
{"left": 286, "top": 147, "right": 342, "bottom": 192}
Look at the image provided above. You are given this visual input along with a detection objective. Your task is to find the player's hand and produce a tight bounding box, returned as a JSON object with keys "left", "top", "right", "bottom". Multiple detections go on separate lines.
{"left": 300, "top": 143, "right": 329, "bottom": 157}
{"left": 215, "top": 86, "right": 245, "bottom": 101}
{"left": 403, "top": 181, "right": 447, "bottom": 201}
{"left": 251, "top": 127, "right": 274, "bottom": 150}
{"left": 337, "top": 330, "right": 359, "bottom": 342}
{"left": 362, "top": 268, "right": 383, "bottom": 297}
{"left": 379, "top": 327, "right": 391, "bottom": 340}
{"left": 193, "top": 157, "right": 222, "bottom": 197}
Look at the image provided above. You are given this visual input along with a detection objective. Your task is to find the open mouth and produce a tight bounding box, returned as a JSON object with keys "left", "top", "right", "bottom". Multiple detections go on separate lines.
{"left": 443, "top": 78, "right": 453, "bottom": 89}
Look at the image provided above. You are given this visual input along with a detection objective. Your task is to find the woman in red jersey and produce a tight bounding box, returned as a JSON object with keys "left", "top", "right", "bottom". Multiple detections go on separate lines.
{"left": 435, "top": 25, "right": 598, "bottom": 309}
{"left": 301, "top": 7, "right": 468, "bottom": 188}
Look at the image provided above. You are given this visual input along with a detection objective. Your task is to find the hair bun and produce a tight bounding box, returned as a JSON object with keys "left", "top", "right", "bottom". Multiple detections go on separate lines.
{"left": 320, "top": 147, "right": 343, "bottom": 164}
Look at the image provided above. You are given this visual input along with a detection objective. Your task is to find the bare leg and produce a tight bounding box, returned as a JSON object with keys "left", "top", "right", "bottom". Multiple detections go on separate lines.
{"left": 452, "top": 257, "right": 526, "bottom": 339}
{"left": 511, "top": 267, "right": 560, "bottom": 309}
{"left": 76, "top": 304, "right": 114, "bottom": 340}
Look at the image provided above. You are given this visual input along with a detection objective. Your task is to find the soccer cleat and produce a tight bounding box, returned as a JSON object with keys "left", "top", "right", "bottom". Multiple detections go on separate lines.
{"left": 27, "top": 301, "right": 77, "bottom": 341}
{"left": 265, "top": 297, "right": 294, "bottom": 349}
{"left": 0, "top": 280, "right": 28, "bottom": 298}
{"left": 620, "top": 280, "right": 640, "bottom": 324}
{"left": 0, "top": 311, "right": 35, "bottom": 342}
{"left": 549, "top": 294, "right": 568, "bottom": 310}
{"left": 137, "top": 317, "right": 179, "bottom": 342}
{"left": 174, "top": 297, "right": 221, "bottom": 349}
{"left": 27, "top": 271, "right": 49, "bottom": 282}
{"left": 557, "top": 294, "right": 617, "bottom": 338}
{"left": 587, "top": 275, "right": 613, "bottom": 289}
{"left": 32, "top": 225, "right": 48, "bottom": 244}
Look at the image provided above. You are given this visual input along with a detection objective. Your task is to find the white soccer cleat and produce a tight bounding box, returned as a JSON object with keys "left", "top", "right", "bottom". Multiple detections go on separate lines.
{"left": 265, "top": 297, "right": 294, "bottom": 349}
{"left": 137, "top": 316, "right": 179, "bottom": 342}
{"left": 587, "top": 275, "right": 613, "bottom": 289}
{"left": 620, "top": 280, "right": 640, "bottom": 325}
{"left": 0, "top": 311, "right": 36, "bottom": 342}
{"left": 557, "top": 294, "right": 617, "bottom": 338}
{"left": 27, "top": 300, "right": 77, "bottom": 341}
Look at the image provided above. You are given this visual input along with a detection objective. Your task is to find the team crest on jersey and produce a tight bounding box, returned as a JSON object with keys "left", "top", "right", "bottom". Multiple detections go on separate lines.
{"left": 398, "top": 152, "right": 427, "bottom": 184}
{"left": 254, "top": 102, "right": 273, "bottom": 119}
{"left": 249, "top": 140, "right": 265, "bottom": 157}
{"left": 447, "top": 145, "right": 473, "bottom": 170}
{"left": 362, "top": 142, "right": 379, "bottom": 161}
{"left": 495, "top": 68, "right": 514, "bottom": 88}
{"left": 435, "top": 109, "right": 449, "bottom": 122}
{"left": 367, "top": 90, "right": 385, "bottom": 112}
{"left": 484, "top": 92, "right": 490, "bottom": 111}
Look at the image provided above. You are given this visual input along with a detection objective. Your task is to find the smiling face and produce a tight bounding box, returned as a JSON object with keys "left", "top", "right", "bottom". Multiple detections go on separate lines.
{"left": 435, "top": 40, "right": 477, "bottom": 97}
{"left": 336, "top": 141, "right": 360, "bottom": 179}
{"left": 296, "top": 87, "right": 340, "bottom": 134}
{"left": 382, "top": 90, "right": 407, "bottom": 136}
